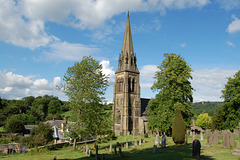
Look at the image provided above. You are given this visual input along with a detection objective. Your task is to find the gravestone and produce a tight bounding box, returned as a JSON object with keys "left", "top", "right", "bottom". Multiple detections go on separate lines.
{"left": 119, "top": 147, "right": 122, "bottom": 157}
{"left": 126, "top": 142, "right": 128, "bottom": 149}
{"left": 213, "top": 130, "right": 219, "bottom": 144}
{"left": 86, "top": 145, "right": 89, "bottom": 154}
{"left": 192, "top": 139, "right": 201, "bottom": 158}
{"left": 209, "top": 132, "right": 213, "bottom": 144}
{"left": 200, "top": 131, "right": 204, "bottom": 141}
{"left": 139, "top": 139, "right": 142, "bottom": 146}
{"left": 152, "top": 145, "right": 157, "bottom": 154}
{"left": 230, "top": 132, "right": 235, "bottom": 146}
{"left": 89, "top": 150, "right": 92, "bottom": 157}
{"left": 124, "top": 137, "right": 127, "bottom": 141}
{"left": 204, "top": 130, "right": 211, "bottom": 147}
{"left": 109, "top": 143, "right": 112, "bottom": 152}
{"left": 133, "top": 133, "right": 135, "bottom": 139}
{"left": 155, "top": 135, "right": 160, "bottom": 146}
{"left": 223, "top": 130, "right": 230, "bottom": 149}
{"left": 95, "top": 145, "right": 98, "bottom": 160}
{"left": 135, "top": 140, "right": 138, "bottom": 146}
{"left": 114, "top": 145, "right": 117, "bottom": 155}
{"left": 161, "top": 135, "right": 166, "bottom": 148}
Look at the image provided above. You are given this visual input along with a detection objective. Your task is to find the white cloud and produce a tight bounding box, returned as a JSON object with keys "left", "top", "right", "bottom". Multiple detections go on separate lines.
{"left": 0, "top": 70, "right": 66, "bottom": 100}
{"left": 191, "top": 68, "right": 238, "bottom": 102}
{"left": 42, "top": 41, "right": 99, "bottom": 62}
{"left": 180, "top": 43, "right": 186, "bottom": 48}
{"left": 0, "top": 0, "right": 209, "bottom": 49}
{"left": 226, "top": 41, "right": 235, "bottom": 47}
{"left": 0, "top": 0, "right": 54, "bottom": 49}
{"left": 100, "top": 60, "right": 115, "bottom": 85}
{"left": 216, "top": 0, "right": 240, "bottom": 10}
{"left": 227, "top": 15, "right": 240, "bottom": 34}
{"left": 140, "top": 65, "right": 158, "bottom": 82}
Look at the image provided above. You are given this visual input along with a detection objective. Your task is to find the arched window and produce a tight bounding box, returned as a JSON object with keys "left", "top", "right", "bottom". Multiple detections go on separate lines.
{"left": 117, "top": 114, "right": 121, "bottom": 124}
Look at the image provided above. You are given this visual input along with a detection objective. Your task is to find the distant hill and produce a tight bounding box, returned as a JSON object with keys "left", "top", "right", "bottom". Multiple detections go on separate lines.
{"left": 192, "top": 101, "right": 223, "bottom": 118}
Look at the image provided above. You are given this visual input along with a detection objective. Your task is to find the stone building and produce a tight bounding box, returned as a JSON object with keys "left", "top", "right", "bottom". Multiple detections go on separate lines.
{"left": 113, "top": 12, "right": 150, "bottom": 136}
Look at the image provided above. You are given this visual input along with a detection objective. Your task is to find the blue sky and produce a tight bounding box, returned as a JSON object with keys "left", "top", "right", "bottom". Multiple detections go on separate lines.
{"left": 0, "top": 0, "right": 240, "bottom": 102}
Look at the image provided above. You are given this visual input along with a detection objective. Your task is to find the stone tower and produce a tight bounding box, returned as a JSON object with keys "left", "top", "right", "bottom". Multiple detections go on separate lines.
{"left": 113, "top": 12, "right": 141, "bottom": 136}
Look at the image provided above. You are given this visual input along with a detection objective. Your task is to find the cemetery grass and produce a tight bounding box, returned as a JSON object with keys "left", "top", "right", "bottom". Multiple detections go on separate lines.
{"left": 1, "top": 134, "right": 240, "bottom": 160}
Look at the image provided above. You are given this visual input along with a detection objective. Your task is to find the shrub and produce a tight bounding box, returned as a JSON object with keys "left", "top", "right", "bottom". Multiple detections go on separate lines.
{"left": 5, "top": 118, "right": 25, "bottom": 133}
{"left": 172, "top": 106, "right": 186, "bottom": 145}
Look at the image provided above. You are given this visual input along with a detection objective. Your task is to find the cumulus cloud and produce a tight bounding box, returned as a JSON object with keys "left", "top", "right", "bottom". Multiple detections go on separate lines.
{"left": 191, "top": 68, "right": 238, "bottom": 102}
{"left": 41, "top": 41, "right": 99, "bottom": 62}
{"left": 226, "top": 15, "right": 240, "bottom": 34}
{"left": 0, "top": 0, "right": 209, "bottom": 49}
{"left": 0, "top": 0, "right": 54, "bottom": 49}
{"left": 0, "top": 70, "right": 65, "bottom": 100}
{"left": 100, "top": 60, "right": 115, "bottom": 85}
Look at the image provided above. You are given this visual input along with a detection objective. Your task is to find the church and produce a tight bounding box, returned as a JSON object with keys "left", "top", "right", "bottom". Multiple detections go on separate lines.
{"left": 113, "top": 12, "right": 150, "bottom": 136}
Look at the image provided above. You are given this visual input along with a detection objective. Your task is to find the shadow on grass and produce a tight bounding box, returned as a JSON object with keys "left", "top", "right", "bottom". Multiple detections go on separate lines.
{"left": 58, "top": 143, "right": 214, "bottom": 160}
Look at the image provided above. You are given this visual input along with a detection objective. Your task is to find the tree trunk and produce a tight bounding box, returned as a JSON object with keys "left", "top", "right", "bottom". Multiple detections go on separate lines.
{"left": 73, "top": 139, "right": 76, "bottom": 150}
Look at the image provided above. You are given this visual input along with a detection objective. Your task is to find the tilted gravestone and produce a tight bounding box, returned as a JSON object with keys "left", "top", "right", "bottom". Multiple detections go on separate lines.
{"left": 155, "top": 135, "right": 160, "bottom": 146}
{"left": 161, "top": 135, "right": 166, "bottom": 148}
{"left": 152, "top": 145, "right": 157, "bottom": 154}
{"left": 125, "top": 142, "right": 128, "bottom": 149}
{"left": 192, "top": 139, "right": 201, "bottom": 158}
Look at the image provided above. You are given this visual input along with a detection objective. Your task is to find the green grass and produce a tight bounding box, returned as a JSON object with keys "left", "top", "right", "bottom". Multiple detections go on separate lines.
{"left": 0, "top": 134, "right": 239, "bottom": 160}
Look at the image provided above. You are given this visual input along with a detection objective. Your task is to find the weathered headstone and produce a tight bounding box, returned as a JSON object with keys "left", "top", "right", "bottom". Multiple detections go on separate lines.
{"left": 161, "top": 135, "right": 166, "bottom": 148}
{"left": 213, "top": 130, "right": 219, "bottom": 144}
{"left": 155, "top": 135, "right": 160, "bottom": 146}
{"left": 200, "top": 131, "right": 204, "bottom": 141}
{"left": 86, "top": 145, "right": 89, "bottom": 154}
{"left": 133, "top": 133, "right": 135, "bottom": 139}
{"left": 223, "top": 130, "right": 230, "bottom": 149}
{"left": 152, "top": 145, "right": 157, "bottom": 154}
{"left": 135, "top": 139, "right": 138, "bottom": 146}
{"left": 126, "top": 142, "right": 128, "bottom": 149}
{"left": 89, "top": 150, "right": 92, "bottom": 157}
{"left": 109, "top": 143, "right": 112, "bottom": 152}
{"left": 139, "top": 139, "right": 142, "bottom": 146}
{"left": 124, "top": 137, "right": 127, "bottom": 141}
{"left": 230, "top": 132, "right": 235, "bottom": 146}
{"left": 209, "top": 132, "right": 213, "bottom": 144}
{"left": 192, "top": 139, "right": 201, "bottom": 158}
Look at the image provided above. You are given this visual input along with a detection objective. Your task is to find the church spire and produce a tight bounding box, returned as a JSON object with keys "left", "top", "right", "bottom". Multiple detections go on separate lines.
{"left": 121, "top": 11, "right": 134, "bottom": 54}
{"left": 116, "top": 12, "right": 139, "bottom": 74}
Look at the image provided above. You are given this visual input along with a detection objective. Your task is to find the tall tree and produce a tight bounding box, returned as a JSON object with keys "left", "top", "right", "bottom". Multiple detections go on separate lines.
{"left": 148, "top": 53, "right": 194, "bottom": 133}
{"left": 196, "top": 113, "right": 212, "bottom": 130}
{"left": 63, "top": 56, "right": 111, "bottom": 140}
{"left": 221, "top": 70, "right": 240, "bottom": 130}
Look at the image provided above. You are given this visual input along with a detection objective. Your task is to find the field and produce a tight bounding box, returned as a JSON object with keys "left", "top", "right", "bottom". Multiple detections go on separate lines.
{"left": 0, "top": 134, "right": 239, "bottom": 160}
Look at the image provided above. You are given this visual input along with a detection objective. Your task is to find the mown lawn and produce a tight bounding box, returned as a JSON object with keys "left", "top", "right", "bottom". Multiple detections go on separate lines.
{"left": 0, "top": 134, "right": 239, "bottom": 160}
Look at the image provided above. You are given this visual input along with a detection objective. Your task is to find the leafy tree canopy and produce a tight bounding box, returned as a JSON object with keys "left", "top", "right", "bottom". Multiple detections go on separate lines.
{"left": 148, "top": 53, "right": 194, "bottom": 133}
{"left": 221, "top": 70, "right": 240, "bottom": 130}
{"left": 196, "top": 113, "right": 212, "bottom": 130}
{"left": 63, "top": 56, "right": 112, "bottom": 137}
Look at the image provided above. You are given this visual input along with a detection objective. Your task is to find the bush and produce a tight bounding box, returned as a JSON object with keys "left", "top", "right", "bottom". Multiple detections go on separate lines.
{"left": 5, "top": 118, "right": 25, "bottom": 133}
{"left": 172, "top": 106, "right": 186, "bottom": 145}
